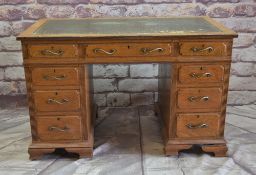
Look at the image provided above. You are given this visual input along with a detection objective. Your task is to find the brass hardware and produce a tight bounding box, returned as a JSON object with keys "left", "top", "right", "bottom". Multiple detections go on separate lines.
{"left": 190, "top": 72, "right": 212, "bottom": 78}
{"left": 43, "top": 75, "right": 66, "bottom": 80}
{"left": 93, "top": 48, "right": 116, "bottom": 55}
{"left": 47, "top": 98, "right": 69, "bottom": 104}
{"left": 188, "top": 96, "right": 209, "bottom": 102}
{"left": 191, "top": 46, "right": 213, "bottom": 53}
{"left": 48, "top": 126, "right": 69, "bottom": 132}
{"left": 186, "top": 123, "right": 208, "bottom": 129}
{"left": 140, "top": 47, "right": 165, "bottom": 55}
{"left": 41, "top": 49, "right": 64, "bottom": 56}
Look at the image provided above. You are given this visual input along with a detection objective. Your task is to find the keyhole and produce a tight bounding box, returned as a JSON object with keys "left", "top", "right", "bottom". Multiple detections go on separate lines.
{"left": 127, "top": 45, "right": 130, "bottom": 49}
{"left": 53, "top": 69, "right": 56, "bottom": 73}
{"left": 200, "top": 66, "right": 203, "bottom": 70}
{"left": 197, "top": 115, "right": 200, "bottom": 118}
{"left": 55, "top": 92, "right": 58, "bottom": 95}
{"left": 57, "top": 117, "right": 60, "bottom": 120}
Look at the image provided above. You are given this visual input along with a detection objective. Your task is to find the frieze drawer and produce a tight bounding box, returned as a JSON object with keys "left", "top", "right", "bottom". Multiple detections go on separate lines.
{"left": 86, "top": 43, "right": 172, "bottom": 57}
{"left": 177, "top": 88, "right": 222, "bottom": 110}
{"left": 36, "top": 116, "right": 82, "bottom": 141}
{"left": 31, "top": 67, "right": 80, "bottom": 86}
{"left": 179, "top": 42, "right": 230, "bottom": 56}
{"left": 33, "top": 90, "right": 81, "bottom": 112}
{"left": 28, "top": 44, "right": 79, "bottom": 58}
{"left": 176, "top": 113, "right": 220, "bottom": 138}
{"left": 178, "top": 65, "right": 224, "bottom": 84}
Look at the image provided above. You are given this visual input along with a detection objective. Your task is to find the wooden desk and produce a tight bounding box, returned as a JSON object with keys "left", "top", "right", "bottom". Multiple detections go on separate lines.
{"left": 17, "top": 17, "right": 237, "bottom": 160}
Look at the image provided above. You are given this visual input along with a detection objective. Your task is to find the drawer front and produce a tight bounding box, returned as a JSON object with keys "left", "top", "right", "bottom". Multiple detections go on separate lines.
{"left": 177, "top": 88, "right": 222, "bottom": 109}
{"left": 31, "top": 67, "right": 80, "bottom": 86}
{"left": 86, "top": 43, "right": 172, "bottom": 57}
{"left": 34, "top": 90, "right": 80, "bottom": 112}
{"left": 178, "top": 65, "right": 224, "bottom": 84}
{"left": 36, "top": 116, "right": 82, "bottom": 141}
{"left": 28, "top": 44, "right": 78, "bottom": 58}
{"left": 179, "top": 42, "right": 229, "bottom": 56}
{"left": 177, "top": 113, "right": 220, "bottom": 138}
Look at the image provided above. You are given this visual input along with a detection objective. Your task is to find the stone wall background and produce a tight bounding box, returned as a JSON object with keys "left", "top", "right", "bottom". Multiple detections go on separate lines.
{"left": 0, "top": 0, "right": 255, "bottom": 108}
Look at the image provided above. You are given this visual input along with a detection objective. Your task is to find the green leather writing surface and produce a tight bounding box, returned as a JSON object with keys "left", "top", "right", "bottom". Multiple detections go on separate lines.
{"left": 34, "top": 18, "right": 221, "bottom": 36}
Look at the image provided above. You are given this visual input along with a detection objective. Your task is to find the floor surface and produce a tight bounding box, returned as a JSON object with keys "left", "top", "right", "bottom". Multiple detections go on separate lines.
{"left": 0, "top": 105, "right": 255, "bottom": 175}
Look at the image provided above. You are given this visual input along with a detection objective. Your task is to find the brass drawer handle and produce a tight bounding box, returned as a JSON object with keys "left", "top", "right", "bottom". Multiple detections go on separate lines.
{"left": 48, "top": 126, "right": 69, "bottom": 132}
{"left": 188, "top": 96, "right": 209, "bottom": 102}
{"left": 140, "top": 47, "right": 165, "bottom": 55}
{"left": 41, "top": 49, "right": 64, "bottom": 56}
{"left": 191, "top": 46, "right": 213, "bottom": 53}
{"left": 186, "top": 123, "right": 208, "bottom": 129}
{"left": 43, "top": 75, "right": 66, "bottom": 80}
{"left": 47, "top": 98, "right": 69, "bottom": 104}
{"left": 93, "top": 48, "right": 116, "bottom": 55}
{"left": 190, "top": 72, "right": 212, "bottom": 78}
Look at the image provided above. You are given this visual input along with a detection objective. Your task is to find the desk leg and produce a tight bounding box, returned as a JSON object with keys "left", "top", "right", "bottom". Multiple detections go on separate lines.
{"left": 28, "top": 148, "right": 55, "bottom": 160}
{"left": 164, "top": 144, "right": 193, "bottom": 156}
{"left": 202, "top": 144, "right": 228, "bottom": 157}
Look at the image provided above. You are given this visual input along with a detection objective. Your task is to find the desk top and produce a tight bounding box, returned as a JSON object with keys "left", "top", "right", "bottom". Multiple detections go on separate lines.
{"left": 17, "top": 16, "right": 237, "bottom": 39}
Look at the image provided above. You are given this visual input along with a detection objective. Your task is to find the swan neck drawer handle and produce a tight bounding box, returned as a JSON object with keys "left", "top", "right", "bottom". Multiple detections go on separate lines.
{"left": 41, "top": 49, "right": 64, "bottom": 56}
{"left": 47, "top": 98, "right": 69, "bottom": 104}
{"left": 43, "top": 75, "right": 66, "bottom": 80}
{"left": 190, "top": 72, "right": 212, "bottom": 78}
{"left": 186, "top": 123, "right": 208, "bottom": 129}
{"left": 188, "top": 96, "right": 209, "bottom": 102}
{"left": 48, "top": 126, "right": 69, "bottom": 132}
{"left": 93, "top": 48, "right": 116, "bottom": 55}
{"left": 191, "top": 46, "right": 214, "bottom": 53}
{"left": 140, "top": 47, "right": 165, "bottom": 55}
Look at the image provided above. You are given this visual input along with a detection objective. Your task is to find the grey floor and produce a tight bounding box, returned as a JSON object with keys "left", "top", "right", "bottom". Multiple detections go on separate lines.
{"left": 0, "top": 105, "right": 255, "bottom": 175}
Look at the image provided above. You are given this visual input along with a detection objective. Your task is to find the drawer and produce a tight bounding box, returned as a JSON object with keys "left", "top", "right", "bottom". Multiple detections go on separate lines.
{"left": 178, "top": 65, "right": 224, "bottom": 84}
{"left": 31, "top": 67, "right": 80, "bottom": 86}
{"left": 28, "top": 44, "right": 78, "bottom": 58}
{"left": 33, "top": 90, "right": 80, "bottom": 112}
{"left": 36, "top": 116, "right": 82, "bottom": 141}
{"left": 177, "top": 88, "right": 222, "bottom": 110}
{"left": 179, "top": 42, "right": 229, "bottom": 56}
{"left": 86, "top": 43, "right": 172, "bottom": 57}
{"left": 176, "top": 113, "right": 220, "bottom": 138}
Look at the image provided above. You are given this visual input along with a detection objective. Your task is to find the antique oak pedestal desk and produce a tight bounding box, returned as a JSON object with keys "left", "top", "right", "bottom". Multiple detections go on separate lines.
{"left": 17, "top": 17, "right": 237, "bottom": 160}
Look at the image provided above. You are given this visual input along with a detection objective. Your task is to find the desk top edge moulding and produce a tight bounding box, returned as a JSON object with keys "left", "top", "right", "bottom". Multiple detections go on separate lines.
{"left": 17, "top": 16, "right": 237, "bottom": 39}
{"left": 17, "top": 16, "right": 237, "bottom": 160}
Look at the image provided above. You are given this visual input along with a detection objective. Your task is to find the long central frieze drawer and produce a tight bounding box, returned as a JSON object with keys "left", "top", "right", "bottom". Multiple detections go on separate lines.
{"left": 85, "top": 43, "right": 173, "bottom": 57}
